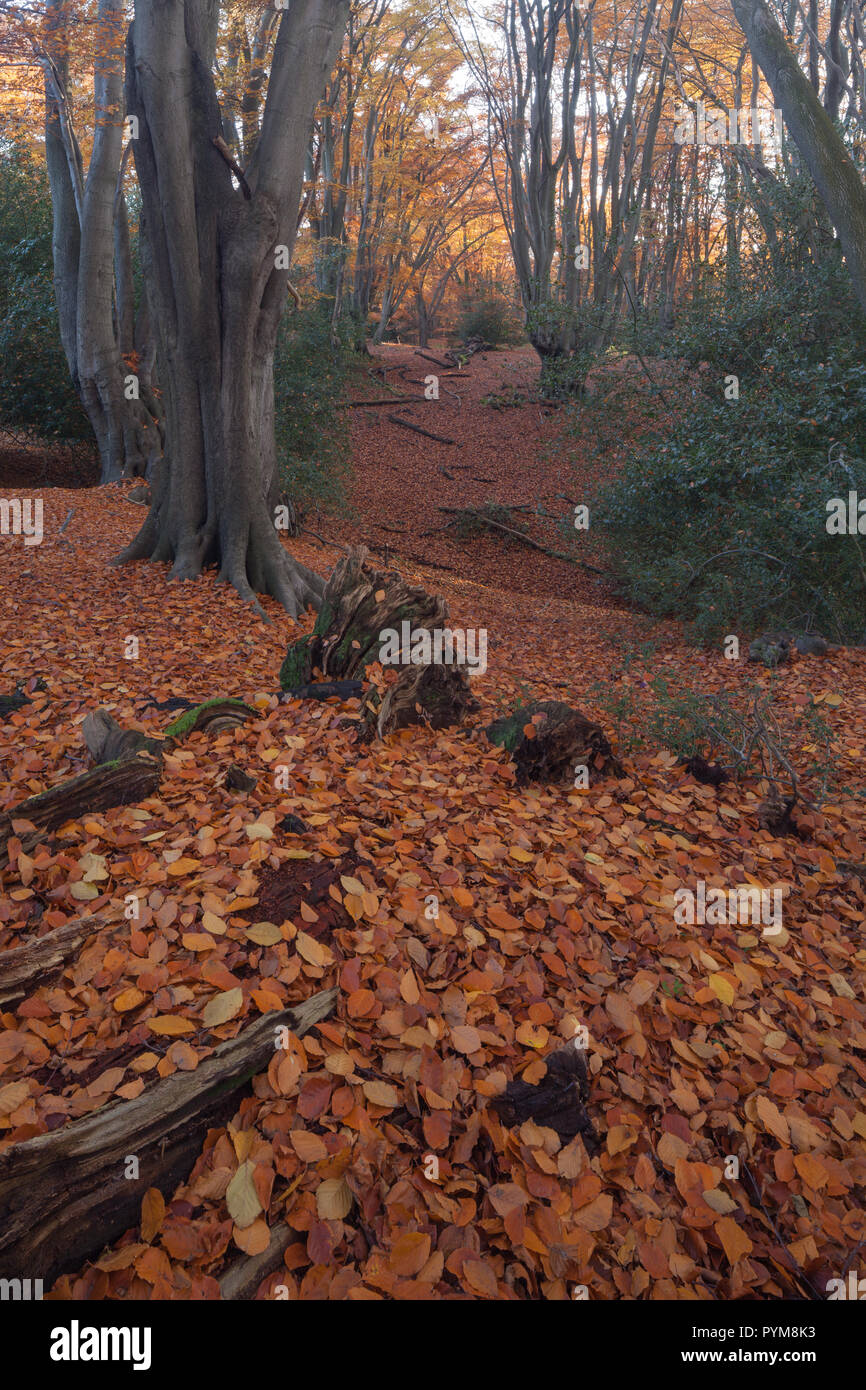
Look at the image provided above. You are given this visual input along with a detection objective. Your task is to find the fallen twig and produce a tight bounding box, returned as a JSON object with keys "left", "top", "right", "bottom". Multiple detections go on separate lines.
{"left": 439, "top": 506, "right": 607, "bottom": 574}
{"left": 387, "top": 413, "right": 458, "bottom": 445}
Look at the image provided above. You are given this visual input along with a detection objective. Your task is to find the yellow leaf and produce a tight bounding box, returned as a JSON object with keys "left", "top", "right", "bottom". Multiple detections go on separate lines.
{"left": 166, "top": 857, "right": 200, "bottom": 876}
{"left": 283, "top": 848, "right": 312, "bottom": 859}
{"left": 316, "top": 1176, "right": 353, "bottom": 1219}
{"left": 201, "top": 910, "right": 227, "bottom": 935}
{"left": 340, "top": 874, "right": 366, "bottom": 896}
{"left": 295, "top": 931, "right": 333, "bottom": 967}
{"left": 202, "top": 988, "right": 244, "bottom": 1027}
{"left": 113, "top": 987, "right": 146, "bottom": 1013}
{"left": 509, "top": 847, "right": 534, "bottom": 863}
{"left": 147, "top": 1015, "right": 195, "bottom": 1036}
{"left": 709, "top": 973, "right": 735, "bottom": 1005}
{"left": 702, "top": 1189, "right": 738, "bottom": 1215}
{"left": 245, "top": 922, "right": 282, "bottom": 946}
{"left": 226, "top": 1160, "right": 263, "bottom": 1229}
{"left": 70, "top": 880, "right": 99, "bottom": 900}
{"left": 245, "top": 822, "right": 273, "bottom": 841}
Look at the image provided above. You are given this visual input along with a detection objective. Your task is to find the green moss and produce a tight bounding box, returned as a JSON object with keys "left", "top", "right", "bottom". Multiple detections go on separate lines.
{"left": 164, "top": 697, "right": 249, "bottom": 738}
{"left": 279, "top": 636, "right": 315, "bottom": 691}
{"left": 485, "top": 711, "right": 526, "bottom": 753}
{"left": 313, "top": 601, "right": 334, "bottom": 638}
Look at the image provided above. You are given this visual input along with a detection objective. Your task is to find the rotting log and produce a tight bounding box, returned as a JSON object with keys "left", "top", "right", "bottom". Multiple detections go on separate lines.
{"left": 0, "top": 988, "right": 337, "bottom": 1287}
{"left": 0, "top": 916, "right": 103, "bottom": 1006}
{"left": 386, "top": 412, "right": 458, "bottom": 445}
{"left": 82, "top": 708, "right": 164, "bottom": 765}
{"left": 0, "top": 754, "right": 161, "bottom": 866}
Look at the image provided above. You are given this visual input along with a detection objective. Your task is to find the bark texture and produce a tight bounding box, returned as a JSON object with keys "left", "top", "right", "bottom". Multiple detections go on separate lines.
{"left": 42, "top": 0, "right": 162, "bottom": 482}
{"left": 115, "top": 0, "right": 349, "bottom": 616}
{"left": 731, "top": 0, "right": 866, "bottom": 312}
{"left": 0, "top": 988, "right": 337, "bottom": 1287}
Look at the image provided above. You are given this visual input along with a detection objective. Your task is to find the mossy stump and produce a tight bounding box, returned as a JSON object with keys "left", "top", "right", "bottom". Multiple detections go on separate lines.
{"left": 486, "top": 699, "right": 622, "bottom": 786}
{"left": 280, "top": 545, "right": 452, "bottom": 689}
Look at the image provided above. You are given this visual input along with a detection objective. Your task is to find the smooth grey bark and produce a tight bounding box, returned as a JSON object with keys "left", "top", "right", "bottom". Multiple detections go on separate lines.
{"left": 41, "top": 0, "right": 160, "bottom": 482}
{"left": 117, "top": 0, "right": 349, "bottom": 616}
{"left": 731, "top": 0, "right": 866, "bottom": 313}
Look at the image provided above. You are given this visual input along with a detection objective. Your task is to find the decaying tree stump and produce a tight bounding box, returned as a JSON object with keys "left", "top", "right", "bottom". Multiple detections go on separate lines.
{"left": 486, "top": 700, "right": 622, "bottom": 786}
{"left": 0, "top": 754, "right": 161, "bottom": 867}
{"left": 491, "top": 1045, "right": 599, "bottom": 1153}
{"left": 280, "top": 546, "right": 479, "bottom": 735}
{"left": 280, "top": 545, "right": 451, "bottom": 689}
{"left": 0, "top": 916, "right": 103, "bottom": 1006}
{"left": 359, "top": 661, "right": 479, "bottom": 739}
{"left": 82, "top": 709, "right": 164, "bottom": 765}
{"left": 0, "top": 988, "right": 337, "bottom": 1287}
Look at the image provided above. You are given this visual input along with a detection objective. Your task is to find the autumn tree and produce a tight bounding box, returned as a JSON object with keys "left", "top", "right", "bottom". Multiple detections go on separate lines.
{"left": 730, "top": 0, "right": 866, "bottom": 312}
{"left": 115, "top": 0, "right": 349, "bottom": 616}
{"left": 36, "top": 0, "right": 162, "bottom": 482}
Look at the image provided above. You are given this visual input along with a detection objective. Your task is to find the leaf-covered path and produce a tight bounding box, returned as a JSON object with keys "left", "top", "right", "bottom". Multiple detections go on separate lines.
{"left": 1, "top": 361, "right": 865, "bottom": 1300}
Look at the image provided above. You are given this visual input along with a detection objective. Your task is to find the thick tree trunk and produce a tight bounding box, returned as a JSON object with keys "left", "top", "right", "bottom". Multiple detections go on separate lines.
{"left": 43, "top": 0, "right": 161, "bottom": 483}
{"left": 115, "top": 0, "right": 348, "bottom": 616}
{"left": 731, "top": 0, "right": 866, "bottom": 313}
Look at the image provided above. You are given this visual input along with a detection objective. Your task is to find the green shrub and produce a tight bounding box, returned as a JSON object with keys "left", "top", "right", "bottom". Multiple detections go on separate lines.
{"left": 457, "top": 287, "right": 523, "bottom": 347}
{"left": 0, "top": 146, "right": 90, "bottom": 439}
{"left": 592, "top": 254, "right": 866, "bottom": 644}
{"left": 273, "top": 294, "right": 354, "bottom": 520}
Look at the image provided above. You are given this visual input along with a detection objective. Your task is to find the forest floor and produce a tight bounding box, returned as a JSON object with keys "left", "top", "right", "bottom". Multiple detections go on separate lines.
{"left": 0, "top": 345, "right": 864, "bottom": 1301}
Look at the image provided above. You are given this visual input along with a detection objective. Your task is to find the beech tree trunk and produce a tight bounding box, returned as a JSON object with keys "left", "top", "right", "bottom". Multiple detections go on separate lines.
{"left": 43, "top": 0, "right": 161, "bottom": 483}
{"left": 731, "top": 0, "right": 866, "bottom": 313}
{"left": 115, "top": 0, "right": 349, "bottom": 616}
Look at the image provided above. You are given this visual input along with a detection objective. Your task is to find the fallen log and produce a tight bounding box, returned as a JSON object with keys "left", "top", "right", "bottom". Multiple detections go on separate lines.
{"left": 0, "top": 754, "right": 161, "bottom": 867}
{"left": 81, "top": 709, "right": 164, "bottom": 765}
{"left": 0, "top": 916, "right": 102, "bottom": 1006}
{"left": 414, "top": 349, "right": 451, "bottom": 369}
{"left": 0, "top": 988, "right": 337, "bottom": 1287}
